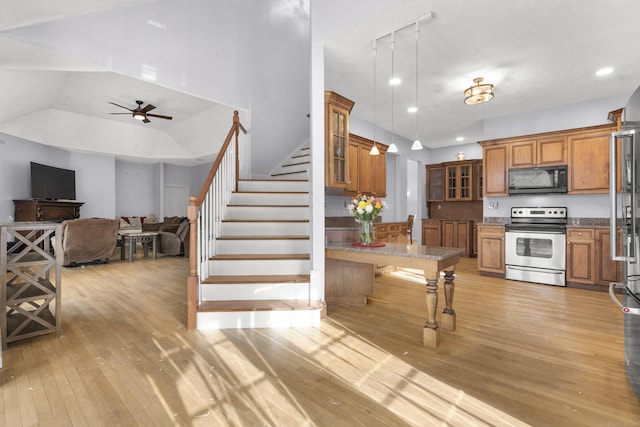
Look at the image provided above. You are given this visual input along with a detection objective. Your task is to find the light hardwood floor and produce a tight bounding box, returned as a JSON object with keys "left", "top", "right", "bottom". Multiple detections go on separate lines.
{"left": 1, "top": 252, "right": 639, "bottom": 426}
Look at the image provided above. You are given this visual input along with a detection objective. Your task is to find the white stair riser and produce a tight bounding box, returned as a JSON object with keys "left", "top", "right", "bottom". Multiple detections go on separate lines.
{"left": 238, "top": 180, "right": 308, "bottom": 192}
{"left": 221, "top": 221, "right": 309, "bottom": 236}
{"left": 201, "top": 282, "right": 311, "bottom": 301}
{"left": 271, "top": 166, "right": 309, "bottom": 177}
{"left": 209, "top": 259, "right": 310, "bottom": 275}
{"left": 226, "top": 206, "right": 309, "bottom": 220}
{"left": 197, "top": 309, "right": 321, "bottom": 329}
{"left": 217, "top": 239, "right": 309, "bottom": 254}
{"left": 231, "top": 193, "right": 309, "bottom": 205}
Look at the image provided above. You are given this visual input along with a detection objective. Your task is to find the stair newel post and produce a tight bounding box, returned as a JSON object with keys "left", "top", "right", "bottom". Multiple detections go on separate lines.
{"left": 234, "top": 110, "right": 239, "bottom": 193}
{"left": 187, "top": 196, "right": 199, "bottom": 330}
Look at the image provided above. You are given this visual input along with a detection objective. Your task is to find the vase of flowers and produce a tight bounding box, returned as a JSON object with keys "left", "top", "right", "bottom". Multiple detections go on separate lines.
{"left": 346, "top": 194, "right": 386, "bottom": 245}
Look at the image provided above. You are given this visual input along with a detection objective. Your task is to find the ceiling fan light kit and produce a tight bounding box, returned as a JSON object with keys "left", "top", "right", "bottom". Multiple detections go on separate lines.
{"left": 464, "top": 77, "right": 494, "bottom": 105}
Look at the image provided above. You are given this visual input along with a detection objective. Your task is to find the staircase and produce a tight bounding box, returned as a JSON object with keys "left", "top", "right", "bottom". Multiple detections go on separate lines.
{"left": 195, "top": 143, "right": 323, "bottom": 329}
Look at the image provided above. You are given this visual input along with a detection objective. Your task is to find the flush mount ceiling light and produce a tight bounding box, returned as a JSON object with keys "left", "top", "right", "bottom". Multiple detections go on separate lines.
{"left": 464, "top": 77, "right": 494, "bottom": 105}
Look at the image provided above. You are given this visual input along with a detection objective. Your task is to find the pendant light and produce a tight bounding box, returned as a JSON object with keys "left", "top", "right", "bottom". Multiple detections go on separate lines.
{"left": 388, "top": 31, "right": 399, "bottom": 154}
{"left": 411, "top": 21, "right": 424, "bottom": 151}
{"left": 370, "top": 40, "right": 380, "bottom": 156}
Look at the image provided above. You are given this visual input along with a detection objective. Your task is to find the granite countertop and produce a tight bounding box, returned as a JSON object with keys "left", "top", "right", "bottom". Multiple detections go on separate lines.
{"left": 481, "top": 217, "right": 612, "bottom": 227}
{"left": 326, "top": 242, "right": 464, "bottom": 261}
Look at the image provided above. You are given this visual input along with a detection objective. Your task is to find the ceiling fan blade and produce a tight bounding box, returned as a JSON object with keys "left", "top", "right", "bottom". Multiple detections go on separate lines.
{"left": 108, "top": 101, "right": 133, "bottom": 111}
{"left": 143, "top": 117, "right": 151, "bottom": 123}
{"left": 141, "top": 104, "right": 156, "bottom": 113}
{"left": 109, "top": 112, "right": 132, "bottom": 115}
{"left": 147, "top": 113, "right": 173, "bottom": 120}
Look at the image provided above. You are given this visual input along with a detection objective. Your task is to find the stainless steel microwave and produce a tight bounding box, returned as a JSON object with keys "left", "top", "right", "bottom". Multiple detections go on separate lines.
{"left": 508, "top": 165, "right": 568, "bottom": 195}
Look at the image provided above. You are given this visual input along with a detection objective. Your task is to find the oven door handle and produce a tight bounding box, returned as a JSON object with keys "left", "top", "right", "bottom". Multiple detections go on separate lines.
{"left": 506, "top": 266, "right": 564, "bottom": 274}
{"left": 505, "top": 229, "right": 565, "bottom": 234}
{"left": 610, "top": 129, "right": 636, "bottom": 262}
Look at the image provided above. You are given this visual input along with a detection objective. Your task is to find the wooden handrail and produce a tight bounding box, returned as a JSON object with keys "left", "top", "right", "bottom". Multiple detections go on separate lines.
{"left": 187, "top": 110, "right": 246, "bottom": 330}
{"left": 195, "top": 111, "right": 246, "bottom": 207}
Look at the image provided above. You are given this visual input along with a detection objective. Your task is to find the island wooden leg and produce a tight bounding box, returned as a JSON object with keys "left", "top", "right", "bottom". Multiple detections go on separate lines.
{"left": 422, "top": 270, "right": 440, "bottom": 348}
{"left": 441, "top": 269, "right": 456, "bottom": 331}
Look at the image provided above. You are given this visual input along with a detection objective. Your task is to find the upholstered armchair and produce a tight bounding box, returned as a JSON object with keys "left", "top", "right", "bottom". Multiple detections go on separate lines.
{"left": 59, "top": 218, "right": 120, "bottom": 266}
{"left": 158, "top": 218, "right": 190, "bottom": 256}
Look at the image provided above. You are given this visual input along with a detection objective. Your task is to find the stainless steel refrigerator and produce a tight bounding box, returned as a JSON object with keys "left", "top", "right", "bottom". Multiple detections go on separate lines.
{"left": 609, "top": 86, "right": 640, "bottom": 400}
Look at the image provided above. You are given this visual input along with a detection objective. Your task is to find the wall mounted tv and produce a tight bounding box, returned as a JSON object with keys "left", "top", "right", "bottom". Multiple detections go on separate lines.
{"left": 30, "top": 162, "right": 76, "bottom": 200}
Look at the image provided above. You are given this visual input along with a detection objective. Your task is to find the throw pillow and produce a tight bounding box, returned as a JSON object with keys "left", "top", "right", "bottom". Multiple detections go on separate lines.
{"left": 128, "top": 217, "right": 142, "bottom": 228}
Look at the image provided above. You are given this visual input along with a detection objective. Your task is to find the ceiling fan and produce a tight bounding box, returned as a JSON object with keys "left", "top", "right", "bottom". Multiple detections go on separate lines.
{"left": 108, "top": 100, "right": 173, "bottom": 123}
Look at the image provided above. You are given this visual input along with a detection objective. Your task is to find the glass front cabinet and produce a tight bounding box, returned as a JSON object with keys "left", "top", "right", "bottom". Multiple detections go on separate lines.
{"left": 325, "top": 91, "right": 355, "bottom": 190}
{"left": 445, "top": 161, "right": 474, "bottom": 201}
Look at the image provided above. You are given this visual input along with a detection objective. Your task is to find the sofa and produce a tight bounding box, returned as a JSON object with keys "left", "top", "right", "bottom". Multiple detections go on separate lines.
{"left": 59, "top": 218, "right": 120, "bottom": 266}
{"left": 158, "top": 217, "right": 190, "bottom": 256}
{"left": 117, "top": 214, "right": 159, "bottom": 233}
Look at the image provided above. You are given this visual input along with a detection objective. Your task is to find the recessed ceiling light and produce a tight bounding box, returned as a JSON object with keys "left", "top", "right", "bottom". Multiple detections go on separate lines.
{"left": 389, "top": 77, "right": 402, "bottom": 86}
{"left": 596, "top": 67, "right": 613, "bottom": 76}
{"left": 407, "top": 106, "right": 418, "bottom": 113}
{"left": 456, "top": 137, "right": 464, "bottom": 142}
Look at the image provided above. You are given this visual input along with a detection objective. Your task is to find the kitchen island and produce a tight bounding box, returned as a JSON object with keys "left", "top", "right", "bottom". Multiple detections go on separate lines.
{"left": 325, "top": 242, "right": 464, "bottom": 349}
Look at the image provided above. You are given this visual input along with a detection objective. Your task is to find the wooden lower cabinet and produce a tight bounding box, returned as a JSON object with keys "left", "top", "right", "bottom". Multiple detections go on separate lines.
{"left": 595, "top": 228, "right": 622, "bottom": 287}
{"left": 566, "top": 227, "right": 620, "bottom": 287}
{"left": 566, "top": 228, "right": 595, "bottom": 285}
{"left": 442, "top": 220, "right": 473, "bottom": 257}
{"left": 422, "top": 219, "right": 441, "bottom": 246}
{"left": 477, "top": 225, "right": 505, "bottom": 274}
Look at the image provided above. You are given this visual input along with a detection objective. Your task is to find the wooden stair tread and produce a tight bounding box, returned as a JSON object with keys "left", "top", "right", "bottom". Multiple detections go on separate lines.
{"left": 217, "top": 235, "right": 309, "bottom": 240}
{"left": 227, "top": 204, "right": 309, "bottom": 207}
{"left": 271, "top": 171, "right": 308, "bottom": 177}
{"left": 202, "top": 274, "right": 311, "bottom": 284}
{"left": 232, "top": 191, "right": 308, "bottom": 194}
{"left": 197, "top": 299, "right": 323, "bottom": 312}
{"left": 282, "top": 161, "right": 310, "bottom": 167}
{"left": 238, "top": 179, "right": 308, "bottom": 182}
{"left": 210, "top": 253, "right": 309, "bottom": 260}
{"left": 222, "top": 219, "right": 309, "bottom": 223}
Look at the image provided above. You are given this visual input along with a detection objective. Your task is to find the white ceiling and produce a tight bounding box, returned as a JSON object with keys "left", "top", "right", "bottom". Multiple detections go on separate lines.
{"left": 0, "top": 0, "right": 235, "bottom": 165}
{"left": 323, "top": 0, "right": 640, "bottom": 148}
{"left": 1, "top": 0, "right": 640, "bottom": 163}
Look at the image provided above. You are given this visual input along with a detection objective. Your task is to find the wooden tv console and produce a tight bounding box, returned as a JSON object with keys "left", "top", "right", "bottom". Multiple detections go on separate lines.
{"left": 13, "top": 200, "right": 84, "bottom": 222}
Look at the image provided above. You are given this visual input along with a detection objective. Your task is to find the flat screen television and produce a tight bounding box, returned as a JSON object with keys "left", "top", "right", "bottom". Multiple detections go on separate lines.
{"left": 30, "top": 161, "right": 76, "bottom": 200}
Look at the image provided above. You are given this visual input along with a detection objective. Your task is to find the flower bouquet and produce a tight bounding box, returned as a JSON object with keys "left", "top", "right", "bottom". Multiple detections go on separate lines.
{"left": 346, "top": 194, "right": 386, "bottom": 245}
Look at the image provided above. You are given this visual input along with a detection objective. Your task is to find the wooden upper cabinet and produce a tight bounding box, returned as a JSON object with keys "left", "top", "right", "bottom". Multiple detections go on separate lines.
{"left": 479, "top": 113, "right": 621, "bottom": 197}
{"left": 481, "top": 144, "right": 509, "bottom": 196}
{"left": 325, "top": 91, "right": 354, "bottom": 190}
{"left": 568, "top": 126, "right": 616, "bottom": 194}
{"left": 509, "top": 136, "right": 566, "bottom": 168}
{"left": 426, "top": 165, "right": 444, "bottom": 201}
{"left": 445, "top": 162, "right": 474, "bottom": 201}
{"left": 344, "top": 133, "right": 387, "bottom": 197}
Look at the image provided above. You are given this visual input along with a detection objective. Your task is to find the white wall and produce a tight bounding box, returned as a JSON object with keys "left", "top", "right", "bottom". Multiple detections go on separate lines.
{"left": 71, "top": 152, "right": 116, "bottom": 219}
{"left": 0, "top": 132, "right": 80, "bottom": 222}
{"left": 115, "top": 160, "right": 155, "bottom": 217}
